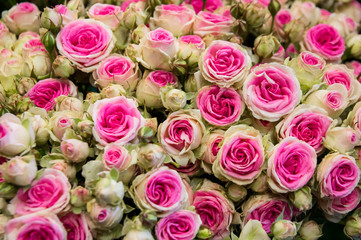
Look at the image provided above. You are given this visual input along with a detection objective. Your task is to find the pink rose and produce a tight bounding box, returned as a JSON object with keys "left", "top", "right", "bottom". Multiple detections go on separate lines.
{"left": 9, "top": 169, "right": 71, "bottom": 216}
{"left": 156, "top": 210, "right": 202, "bottom": 240}
{"left": 54, "top": 5, "right": 77, "bottom": 25}
{"left": 200, "top": 40, "right": 252, "bottom": 88}
{"left": 184, "top": 0, "right": 223, "bottom": 14}
{"left": 193, "top": 180, "right": 234, "bottom": 239}
{"left": 243, "top": 63, "right": 302, "bottom": 122}
{"left": 197, "top": 85, "right": 245, "bottom": 126}
{"left": 88, "top": 3, "right": 123, "bottom": 30}
{"left": 303, "top": 24, "right": 345, "bottom": 63}
{"left": 102, "top": 143, "right": 134, "bottom": 171}
{"left": 27, "top": 78, "right": 77, "bottom": 111}
{"left": 137, "top": 28, "right": 178, "bottom": 71}
{"left": 60, "top": 139, "right": 89, "bottom": 163}
{"left": 92, "top": 54, "right": 139, "bottom": 90}
{"left": 56, "top": 19, "right": 115, "bottom": 73}
{"left": 50, "top": 111, "right": 82, "bottom": 141}
{"left": 5, "top": 213, "right": 66, "bottom": 240}
{"left": 213, "top": 125, "right": 264, "bottom": 186}
{"left": 131, "top": 167, "right": 189, "bottom": 217}
{"left": 327, "top": 13, "right": 357, "bottom": 38}
{"left": 158, "top": 110, "right": 206, "bottom": 166}
{"left": 179, "top": 35, "right": 205, "bottom": 49}
{"left": 285, "top": 43, "right": 299, "bottom": 58}
{"left": 317, "top": 153, "right": 360, "bottom": 198}
{"left": 275, "top": 105, "right": 333, "bottom": 154}
{"left": 60, "top": 212, "right": 93, "bottom": 240}
{"left": 243, "top": 194, "right": 292, "bottom": 234}
{"left": 267, "top": 137, "right": 317, "bottom": 193}
{"left": 202, "top": 129, "right": 224, "bottom": 166}
{"left": 136, "top": 70, "right": 178, "bottom": 108}
{"left": 346, "top": 60, "right": 361, "bottom": 82}
{"left": 120, "top": 0, "right": 145, "bottom": 12}
{"left": 2, "top": 2, "right": 40, "bottom": 35}
{"left": 274, "top": 9, "right": 293, "bottom": 40}
{"left": 193, "top": 11, "right": 232, "bottom": 37}
{"left": 92, "top": 96, "right": 145, "bottom": 146}
{"left": 150, "top": 4, "right": 196, "bottom": 37}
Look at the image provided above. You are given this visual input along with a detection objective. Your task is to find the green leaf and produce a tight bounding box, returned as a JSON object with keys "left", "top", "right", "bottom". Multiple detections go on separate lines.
{"left": 110, "top": 168, "right": 119, "bottom": 181}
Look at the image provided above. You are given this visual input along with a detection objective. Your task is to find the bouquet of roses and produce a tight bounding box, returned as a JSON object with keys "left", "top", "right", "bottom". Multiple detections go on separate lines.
{"left": 0, "top": 0, "right": 361, "bottom": 239}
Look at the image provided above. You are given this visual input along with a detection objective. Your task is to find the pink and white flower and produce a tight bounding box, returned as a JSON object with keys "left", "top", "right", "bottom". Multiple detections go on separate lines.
{"left": 193, "top": 11, "right": 232, "bottom": 37}
{"left": 88, "top": 3, "right": 123, "bottom": 30}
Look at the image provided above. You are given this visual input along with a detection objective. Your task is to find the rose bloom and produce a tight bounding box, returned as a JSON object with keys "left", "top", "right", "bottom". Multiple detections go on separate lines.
{"left": 317, "top": 153, "right": 360, "bottom": 198}
{"left": 8, "top": 169, "right": 71, "bottom": 216}
{"left": 0, "top": 113, "right": 33, "bottom": 157}
{"left": 137, "top": 28, "right": 178, "bottom": 71}
{"left": 158, "top": 110, "right": 206, "bottom": 166}
{"left": 86, "top": 199, "right": 124, "bottom": 229}
{"left": 102, "top": 143, "right": 135, "bottom": 172}
{"left": 197, "top": 85, "right": 245, "bottom": 126}
{"left": 131, "top": 167, "right": 189, "bottom": 217}
{"left": 2, "top": 2, "right": 40, "bottom": 35}
{"left": 179, "top": 35, "right": 205, "bottom": 49}
{"left": 199, "top": 40, "right": 251, "bottom": 88}
{"left": 60, "top": 212, "right": 93, "bottom": 240}
{"left": 243, "top": 63, "right": 302, "bottom": 122}
{"left": 319, "top": 188, "right": 361, "bottom": 223}
{"left": 56, "top": 19, "right": 115, "bottom": 73}
{"left": 193, "top": 11, "right": 232, "bottom": 37}
{"left": 193, "top": 180, "right": 234, "bottom": 240}
{"left": 50, "top": 110, "right": 82, "bottom": 141}
{"left": 322, "top": 64, "right": 361, "bottom": 105}
{"left": 155, "top": 210, "right": 201, "bottom": 240}
{"left": 150, "top": 4, "right": 196, "bottom": 37}
{"left": 88, "top": 3, "right": 123, "bottom": 30}
{"left": 54, "top": 4, "right": 77, "bottom": 25}
{"left": 5, "top": 213, "right": 66, "bottom": 240}
{"left": 202, "top": 129, "right": 224, "bottom": 167}
{"left": 92, "top": 96, "right": 145, "bottom": 146}
{"left": 303, "top": 24, "right": 345, "bottom": 63}
{"left": 242, "top": 194, "right": 292, "bottom": 233}
{"left": 60, "top": 139, "right": 89, "bottom": 163}
{"left": 136, "top": 70, "right": 178, "bottom": 108}
{"left": 275, "top": 105, "right": 333, "bottom": 154}
{"left": 27, "top": 78, "right": 77, "bottom": 111}
{"left": 274, "top": 9, "right": 293, "bottom": 40}
{"left": 327, "top": 13, "right": 357, "bottom": 38}
{"left": 323, "top": 126, "right": 360, "bottom": 154}
{"left": 184, "top": 0, "right": 223, "bottom": 14}
{"left": 0, "top": 49, "right": 28, "bottom": 80}
{"left": 213, "top": 125, "right": 264, "bottom": 186}
{"left": 0, "top": 22, "right": 16, "bottom": 49}
{"left": 92, "top": 54, "right": 139, "bottom": 90}
{"left": 22, "top": 39, "right": 51, "bottom": 79}
{"left": 267, "top": 137, "right": 317, "bottom": 193}
{"left": 290, "top": 1, "right": 320, "bottom": 27}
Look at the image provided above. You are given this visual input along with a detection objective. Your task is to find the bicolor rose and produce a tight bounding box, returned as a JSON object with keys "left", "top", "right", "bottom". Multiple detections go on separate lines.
{"left": 86, "top": 199, "right": 124, "bottom": 229}
{"left": 242, "top": 194, "right": 292, "bottom": 234}
{"left": 27, "top": 78, "right": 77, "bottom": 111}
{"left": 199, "top": 40, "right": 251, "bottom": 88}
{"left": 5, "top": 213, "right": 66, "bottom": 240}
{"left": 150, "top": 4, "right": 196, "bottom": 37}
{"left": 54, "top": 4, "right": 77, "bottom": 25}
{"left": 0, "top": 155, "right": 37, "bottom": 186}
{"left": 179, "top": 35, "right": 205, "bottom": 49}
{"left": 92, "top": 96, "right": 145, "bottom": 146}
{"left": 92, "top": 54, "right": 139, "bottom": 90}
{"left": 193, "top": 180, "right": 234, "bottom": 240}
{"left": 136, "top": 28, "right": 178, "bottom": 71}
{"left": 156, "top": 210, "right": 201, "bottom": 240}
{"left": 102, "top": 143, "right": 136, "bottom": 172}
{"left": 131, "top": 167, "right": 189, "bottom": 217}
{"left": 327, "top": 13, "right": 357, "bottom": 39}
{"left": 60, "top": 139, "right": 89, "bottom": 163}
{"left": 346, "top": 60, "right": 361, "bottom": 82}
{"left": 0, "top": 22, "right": 16, "bottom": 50}
{"left": 158, "top": 110, "right": 206, "bottom": 166}
{"left": 22, "top": 38, "right": 51, "bottom": 79}
{"left": 275, "top": 105, "right": 333, "bottom": 154}
{"left": 202, "top": 129, "right": 224, "bottom": 167}
{"left": 2, "top": 2, "right": 40, "bottom": 35}
{"left": 88, "top": 3, "right": 123, "bottom": 30}
{"left": 243, "top": 63, "right": 302, "bottom": 122}
{"left": 274, "top": 9, "right": 293, "bottom": 40}
{"left": 290, "top": 1, "right": 320, "bottom": 27}
{"left": 50, "top": 110, "right": 82, "bottom": 141}
{"left": 56, "top": 19, "right": 115, "bottom": 72}
{"left": 317, "top": 153, "right": 360, "bottom": 198}
{"left": 8, "top": 169, "right": 71, "bottom": 216}
{"left": 197, "top": 85, "right": 244, "bottom": 126}
{"left": 213, "top": 125, "right": 264, "bottom": 186}
{"left": 303, "top": 24, "right": 345, "bottom": 63}
{"left": 193, "top": 11, "right": 232, "bottom": 37}
{"left": 324, "top": 127, "right": 361, "bottom": 154}
{"left": 184, "top": 0, "right": 223, "bottom": 14}
{"left": 267, "top": 137, "right": 317, "bottom": 193}
{"left": 60, "top": 212, "right": 93, "bottom": 240}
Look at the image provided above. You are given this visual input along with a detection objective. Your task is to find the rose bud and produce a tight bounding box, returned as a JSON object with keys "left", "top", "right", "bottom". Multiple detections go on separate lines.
{"left": 52, "top": 56, "right": 76, "bottom": 79}
{"left": 76, "top": 120, "right": 93, "bottom": 138}
{"left": 40, "top": 7, "right": 62, "bottom": 30}
{"left": 239, "top": 219, "right": 270, "bottom": 240}
{"left": 138, "top": 144, "right": 167, "bottom": 170}
{"left": 131, "top": 24, "right": 150, "bottom": 45}
{"left": 138, "top": 118, "right": 158, "bottom": 142}
{"left": 0, "top": 113, "right": 33, "bottom": 157}
{"left": 2, "top": 2, "right": 40, "bottom": 35}
{"left": 67, "top": 0, "right": 85, "bottom": 14}
{"left": 124, "top": 229, "right": 154, "bottom": 240}
{"left": 346, "top": 34, "right": 361, "bottom": 59}
{"left": 273, "top": 9, "right": 293, "bottom": 40}
{"left": 87, "top": 199, "right": 124, "bottom": 229}
{"left": 344, "top": 208, "right": 361, "bottom": 238}
{"left": 100, "top": 84, "right": 127, "bottom": 99}
{"left": 16, "top": 77, "right": 36, "bottom": 96}
{"left": 193, "top": 11, "right": 232, "bottom": 37}
{"left": 160, "top": 87, "right": 187, "bottom": 111}
{"left": 95, "top": 171, "right": 125, "bottom": 206}
{"left": 290, "top": 1, "right": 320, "bottom": 27}
{"left": 271, "top": 220, "right": 297, "bottom": 240}
{"left": 226, "top": 183, "right": 247, "bottom": 202}
{"left": 53, "top": 4, "right": 77, "bottom": 25}
{"left": 244, "top": 3, "right": 268, "bottom": 30}
{"left": 184, "top": 73, "right": 208, "bottom": 93}
{"left": 201, "top": 129, "right": 223, "bottom": 173}
{"left": 249, "top": 172, "right": 269, "bottom": 193}
{"left": 22, "top": 39, "right": 51, "bottom": 79}
{"left": 196, "top": 226, "right": 213, "bottom": 239}
{"left": 49, "top": 159, "right": 76, "bottom": 180}
{"left": 70, "top": 186, "right": 91, "bottom": 208}
{"left": 254, "top": 34, "right": 280, "bottom": 59}
{"left": 56, "top": 96, "right": 83, "bottom": 112}
{"left": 150, "top": 4, "right": 196, "bottom": 37}
{"left": 88, "top": 4, "right": 123, "bottom": 30}
{"left": 0, "top": 155, "right": 36, "bottom": 186}
{"left": 289, "top": 186, "right": 313, "bottom": 212}
{"left": 136, "top": 70, "right": 178, "bottom": 108}
{"left": 324, "top": 127, "right": 361, "bottom": 154}
{"left": 60, "top": 139, "right": 89, "bottom": 163}
{"left": 299, "top": 220, "right": 323, "bottom": 240}
{"left": 50, "top": 110, "right": 82, "bottom": 141}
{"left": 0, "top": 22, "right": 16, "bottom": 50}
{"left": 123, "top": 2, "right": 147, "bottom": 29}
